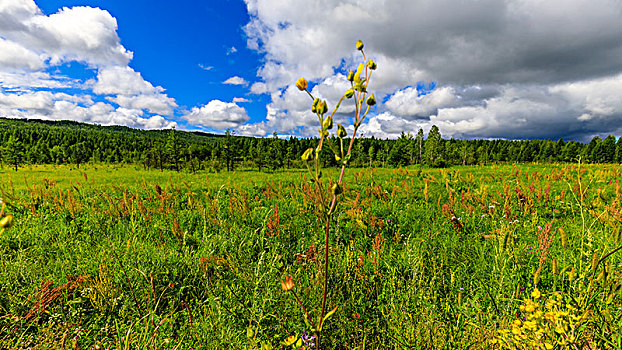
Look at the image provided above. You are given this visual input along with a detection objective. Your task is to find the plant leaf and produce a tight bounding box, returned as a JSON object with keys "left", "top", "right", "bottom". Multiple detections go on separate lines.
{"left": 318, "top": 306, "right": 338, "bottom": 331}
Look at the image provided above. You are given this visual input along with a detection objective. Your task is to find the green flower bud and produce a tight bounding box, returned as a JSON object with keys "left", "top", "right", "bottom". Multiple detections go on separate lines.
{"left": 0, "top": 214, "right": 12, "bottom": 229}
{"left": 353, "top": 63, "right": 364, "bottom": 83}
{"left": 301, "top": 148, "right": 314, "bottom": 162}
{"left": 347, "top": 70, "right": 355, "bottom": 82}
{"left": 311, "top": 98, "right": 320, "bottom": 113}
{"left": 367, "top": 59, "right": 377, "bottom": 70}
{"left": 332, "top": 183, "right": 343, "bottom": 196}
{"left": 337, "top": 124, "right": 347, "bottom": 138}
{"left": 322, "top": 115, "right": 333, "bottom": 130}
{"left": 356, "top": 40, "right": 364, "bottom": 51}
{"left": 320, "top": 100, "right": 328, "bottom": 115}
{"left": 344, "top": 89, "right": 355, "bottom": 98}
{"left": 366, "top": 94, "right": 377, "bottom": 106}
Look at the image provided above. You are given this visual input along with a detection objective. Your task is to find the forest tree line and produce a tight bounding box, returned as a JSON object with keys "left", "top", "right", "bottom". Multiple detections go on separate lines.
{"left": 1, "top": 118, "right": 621, "bottom": 172}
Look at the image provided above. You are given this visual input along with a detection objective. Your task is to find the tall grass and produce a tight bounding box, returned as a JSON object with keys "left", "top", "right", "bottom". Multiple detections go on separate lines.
{"left": 0, "top": 163, "right": 621, "bottom": 348}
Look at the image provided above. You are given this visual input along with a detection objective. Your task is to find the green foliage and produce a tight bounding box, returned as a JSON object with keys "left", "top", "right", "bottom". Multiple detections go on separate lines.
{"left": 423, "top": 125, "right": 445, "bottom": 167}
{"left": 388, "top": 132, "right": 412, "bottom": 167}
{"left": 1, "top": 117, "right": 619, "bottom": 173}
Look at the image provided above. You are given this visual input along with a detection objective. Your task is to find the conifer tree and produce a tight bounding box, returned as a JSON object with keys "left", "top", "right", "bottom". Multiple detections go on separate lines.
{"left": 166, "top": 128, "right": 182, "bottom": 171}
{"left": 602, "top": 134, "right": 616, "bottom": 163}
{"left": 3, "top": 135, "right": 25, "bottom": 171}
{"left": 223, "top": 129, "right": 237, "bottom": 171}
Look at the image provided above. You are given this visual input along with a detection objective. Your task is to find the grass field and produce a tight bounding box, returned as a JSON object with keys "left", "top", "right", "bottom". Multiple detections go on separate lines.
{"left": 1, "top": 162, "right": 622, "bottom": 349}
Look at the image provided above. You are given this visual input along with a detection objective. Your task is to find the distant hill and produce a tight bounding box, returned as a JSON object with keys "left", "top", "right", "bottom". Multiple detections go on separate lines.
{"left": 0, "top": 117, "right": 223, "bottom": 142}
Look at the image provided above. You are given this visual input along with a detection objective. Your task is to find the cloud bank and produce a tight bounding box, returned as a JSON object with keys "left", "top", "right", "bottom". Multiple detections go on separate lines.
{"left": 242, "top": 0, "right": 622, "bottom": 141}
{"left": 4, "top": 0, "right": 622, "bottom": 140}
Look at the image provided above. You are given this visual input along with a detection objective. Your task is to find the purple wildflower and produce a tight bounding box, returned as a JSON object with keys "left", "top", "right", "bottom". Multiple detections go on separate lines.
{"left": 301, "top": 330, "right": 316, "bottom": 347}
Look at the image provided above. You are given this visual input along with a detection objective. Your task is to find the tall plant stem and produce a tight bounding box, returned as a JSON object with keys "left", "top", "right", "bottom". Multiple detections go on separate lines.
{"left": 318, "top": 127, "right": 359, "bottom": 336}
{"left": 319, "top": 215, "right": 332, "bottom": 333}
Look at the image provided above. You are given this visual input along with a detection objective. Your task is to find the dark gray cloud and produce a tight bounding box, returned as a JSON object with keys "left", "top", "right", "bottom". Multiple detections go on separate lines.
{"left": 243, "top": 0, "right": 622, "bottom": 141}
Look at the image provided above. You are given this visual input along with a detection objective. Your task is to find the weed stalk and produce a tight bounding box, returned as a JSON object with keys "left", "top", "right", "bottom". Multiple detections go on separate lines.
{"left": 285, "top": 40, "right": 376, "bottom": 348}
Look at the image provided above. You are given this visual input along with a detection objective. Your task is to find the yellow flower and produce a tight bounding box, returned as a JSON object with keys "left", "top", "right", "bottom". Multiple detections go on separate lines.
{"left": 367, "top": 58, "right": 377, "bottom": 70}
{"left": 356, "top": 39, "right": 364, "bottom": 51}
{"left": 524, "top": 320, "right": 537, "bottom": 330}
{"left": 346, "top": 70, "right": 355, "bottom": 82}
{"left": 296, "top": 77, "right": 308, "bottom": 91}
{"left": 283, "top": 335, "right": 297, "bottom": 346}
{"left": 531, "top": 288, "right": 541, "bottom": 299}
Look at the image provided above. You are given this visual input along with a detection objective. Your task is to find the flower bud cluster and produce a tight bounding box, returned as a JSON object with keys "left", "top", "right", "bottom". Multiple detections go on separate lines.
{"left": 284, "top": 40, "right": 377, "bottom": 347}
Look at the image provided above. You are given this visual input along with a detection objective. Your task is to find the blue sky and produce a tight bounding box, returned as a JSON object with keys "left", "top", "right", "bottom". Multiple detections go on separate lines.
{"left": 3, "top": 0, "right": 622, "bottom": 141}
{"left": 36, "top": 0, "right": 270, "bottom": 130}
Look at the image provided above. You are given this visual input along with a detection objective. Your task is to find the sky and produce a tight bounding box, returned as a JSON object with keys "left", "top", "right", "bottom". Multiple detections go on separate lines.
{"left": 2, "top": 0, "right": 622, "bottom": 141}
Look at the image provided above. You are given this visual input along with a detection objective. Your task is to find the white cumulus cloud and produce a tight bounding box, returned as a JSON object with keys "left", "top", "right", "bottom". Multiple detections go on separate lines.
{"left": 184, "top": 100, "right": 250, "bottom": 129}
{"left": 0, "top": 1, "right": 178, "bottom": 129}
{"left": 0, "top": 37, "right": 45, "bottom": 71}
{"left": 250, "top": 82, "right": 268, "bottom": 94}
{"left": 223, "top": 76, "right": 248, "bottom": 86}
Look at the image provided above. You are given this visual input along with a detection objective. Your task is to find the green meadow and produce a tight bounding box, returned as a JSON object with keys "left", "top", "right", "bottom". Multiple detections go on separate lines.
{"left": 1, "top": 163, "right": 622, "bottom": 349}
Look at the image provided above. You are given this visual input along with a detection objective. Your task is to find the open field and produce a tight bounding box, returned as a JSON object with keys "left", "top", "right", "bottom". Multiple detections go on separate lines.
{"left": 1, "top": 163, "right": 622, "bottom": 348}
